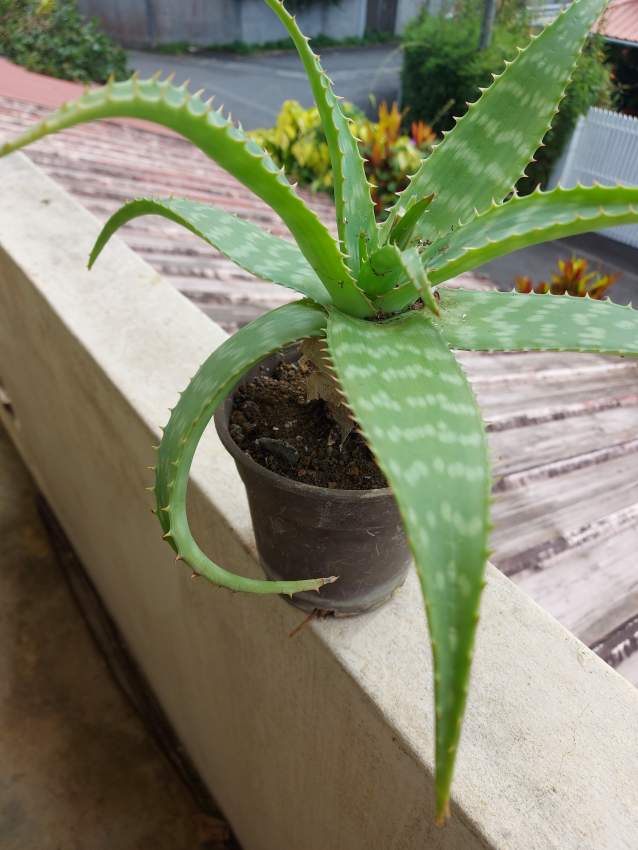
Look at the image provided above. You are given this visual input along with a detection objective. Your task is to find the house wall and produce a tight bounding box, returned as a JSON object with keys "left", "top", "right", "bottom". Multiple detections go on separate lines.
{"left": 78, "top": 0, "right": 367, "bottom": 47}
{"left": 395, "top": 0, "right": 439, "bottom": 32}
{"left": 78, "top": 0, "right": 239, "bottom": 47}
{"left": 240, "top": 0, "right": 367, "bottom": 42}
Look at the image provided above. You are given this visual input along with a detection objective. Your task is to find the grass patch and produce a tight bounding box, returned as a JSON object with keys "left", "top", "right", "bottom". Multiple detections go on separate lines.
{"left": 150, "top": 31, "right": 397, "bottom": 57}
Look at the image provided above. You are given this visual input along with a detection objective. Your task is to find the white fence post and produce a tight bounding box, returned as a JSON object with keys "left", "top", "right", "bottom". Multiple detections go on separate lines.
{"left": 552, "top": 107, "right": 638, "bottom": 249}
{"left": 548, "top": 114, "right": 585, "bottom": 190}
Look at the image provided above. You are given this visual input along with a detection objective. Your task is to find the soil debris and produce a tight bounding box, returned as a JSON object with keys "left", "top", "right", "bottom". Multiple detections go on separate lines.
{"left": 230, "top": 357, "right": 387, "bottom": 490}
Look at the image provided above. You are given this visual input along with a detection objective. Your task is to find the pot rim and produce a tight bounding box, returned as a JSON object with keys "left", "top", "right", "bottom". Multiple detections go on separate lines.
{"left": 213, "top": 391, "right": 394, "bottom": 503}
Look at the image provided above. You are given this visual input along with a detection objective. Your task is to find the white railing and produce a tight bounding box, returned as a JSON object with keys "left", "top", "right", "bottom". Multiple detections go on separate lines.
{"left": 552, "top": 107, "right": 638, "bottom": 249}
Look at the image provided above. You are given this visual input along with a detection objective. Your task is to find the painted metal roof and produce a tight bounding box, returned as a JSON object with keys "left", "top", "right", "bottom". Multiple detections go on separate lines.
{"left": 597, "top": 0, "right": 638, "bottom": 46}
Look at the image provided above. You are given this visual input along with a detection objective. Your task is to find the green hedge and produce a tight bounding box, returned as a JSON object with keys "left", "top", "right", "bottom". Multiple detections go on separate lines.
{"left": 401, "top": 12, "right": 614, "bottom": 192}
{"left": 605, "top": 43, "right": 638, "bottom": 117}
{"left": 0, "top": 0, "right": 128, "bottom": 84}
{"left": 401, "top": 15, "right": 527, "bottom": 133}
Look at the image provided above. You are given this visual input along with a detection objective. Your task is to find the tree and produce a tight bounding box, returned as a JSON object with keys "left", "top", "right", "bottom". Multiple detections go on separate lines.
{"left": 478, "top": 0, "right": 497, "bottom": 48}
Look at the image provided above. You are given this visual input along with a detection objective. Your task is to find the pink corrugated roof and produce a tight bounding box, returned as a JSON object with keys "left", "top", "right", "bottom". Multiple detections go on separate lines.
{"left": 596, "top": 0, "right": 638, "bottom": 45}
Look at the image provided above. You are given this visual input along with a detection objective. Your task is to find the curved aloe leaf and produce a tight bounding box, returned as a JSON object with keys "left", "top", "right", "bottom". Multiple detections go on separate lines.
{"left": 426, "top": 185, "right": 638, "bottom": 284}
{"left": 359, "top": 244, "right": 407, "bottom": 297}
{"left": 326, "top": 309, "right": 490, "bottom": 821}
{"left": 89, "top": 197, "right": 331, "bottom": 304}
{"left": 0, "top": 75, "right": 373, "bottom": 317}
{"left": 373, "top": 277, "right": 419, "bottom": 315}
{"left": 157, "top": 300, "right": 336, "bottom": 594}
{"left": 359, "top": 244, "right": 438, "bottom": 318}
{"left": 388, "top": 192, "right": 435, "bottom": 250}
{"left": 264, "top": 0, "right": 377, "bottom": 271}
{"left": 381, "top": 0, "right": 608, "bottom": 243}
{"left": 396, "top": 248, "right": 439, "bottom": 317}
{"left": 434, "top": 288, "right": 638, "bottom": 355}
{"left": 376, "top": 182, "right": 638, "bottom": 314}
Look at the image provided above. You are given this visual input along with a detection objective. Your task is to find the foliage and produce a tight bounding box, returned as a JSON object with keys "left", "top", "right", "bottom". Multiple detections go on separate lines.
{"left": 605, "top": 42, "right": 638, "bottom": 118}
{"left": 4, "top": 0, "right": 638, "bottom": 826}
{"left": 251, "top": 100, "right": 334, "bottom": 191}
{"left": 359, "top": 102, "right": 436, "bottom": 215}
{"left": 401, "top": 11, "right": 614, "bottom": 191}
{"left": 0, "top": 0, "right": 128, "bottom": 83}
{"left": 152, "top": 30, "right": 396, "bottom": 56}
{"left": 251, "top": 99, "right": 435, "bottom": 214}
{"left": 454, "top": 0, "right": 529, "bottom": 29}
{"left": 515, "top": 256, "right": 620, "bottom": 299}
{"left": 401, "top": 13, "right": 528, "bottom": 133}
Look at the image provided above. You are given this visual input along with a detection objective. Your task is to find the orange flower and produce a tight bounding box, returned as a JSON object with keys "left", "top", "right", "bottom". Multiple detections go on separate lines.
{"left": 516, "top": 257, "right": 620, "bottom": 299}
{"left": 411, "top": 120, "right": 436, "bottom": 148}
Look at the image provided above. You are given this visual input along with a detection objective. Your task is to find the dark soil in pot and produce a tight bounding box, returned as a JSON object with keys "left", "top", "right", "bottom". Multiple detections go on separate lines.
{"left": 229, "top": 357, "right": 387, "bottom": 490}
{"left": 214, "top": 348, "right": 411, "bottom": 616}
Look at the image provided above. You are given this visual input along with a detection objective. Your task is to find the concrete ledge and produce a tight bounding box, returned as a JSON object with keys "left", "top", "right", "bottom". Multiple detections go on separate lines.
{"left": 1, "top": 154, "right": 637, "bottom": 850}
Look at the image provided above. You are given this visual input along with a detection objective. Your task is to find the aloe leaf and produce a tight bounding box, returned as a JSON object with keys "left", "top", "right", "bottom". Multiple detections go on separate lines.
{"left": 434, "top": 288, "right": 638, "bottom": 355}
{"left": 381, "top": 0, "right": 608, "bottom": 243}
{"left": 361, "top": 245, "right": 438, "bottom": 316}
{"left": 373, "top": 278, "right": 419, "bottom": 315}
{"left": 396, "top": 248, "right": 439, "bottom": 317}
{"left": 377, "top": 182, "right": 638, "bottom": 313}
{"left": 358, "top": 244, "right": 406, "bottom": 297}
{"left": 426, "top": 185, "right": 638, "bottom": 284}
{"left": 0, "top": 75, "right": 373, "bottom": 317}
{"left": 326, "top": 309, "right": 490, "bottom": 821}
{"left": 264, "top": 0, "right": 377, "bottom": 271}
{"left": 157, "top": 300, "right": 336, "bottom": 594}
{"left": 89, "top": 197, "right": 331, "bottom": 304}
{"left": 358, "top": 244, "right": 438, "bottom": 317}
{"left": 388, "top": 192, "right": 435, "bottom": 250}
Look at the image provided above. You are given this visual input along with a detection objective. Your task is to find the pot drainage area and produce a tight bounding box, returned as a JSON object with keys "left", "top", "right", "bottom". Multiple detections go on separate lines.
{"left": 0, "top": 422, "right": 238, "bottom": 850}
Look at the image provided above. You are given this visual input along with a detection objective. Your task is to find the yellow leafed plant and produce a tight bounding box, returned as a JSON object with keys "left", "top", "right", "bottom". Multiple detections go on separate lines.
{"left": 251, "top": 99, "right": 435, "bottom": 213}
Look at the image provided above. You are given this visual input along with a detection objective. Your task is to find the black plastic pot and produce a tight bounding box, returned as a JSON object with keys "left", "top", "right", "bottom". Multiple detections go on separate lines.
{"left": 214, "top": 350, "right": 411, "bottom": 615}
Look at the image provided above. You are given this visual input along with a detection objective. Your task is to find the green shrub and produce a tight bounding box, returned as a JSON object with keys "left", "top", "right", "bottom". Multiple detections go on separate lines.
{"left": 401, "top": 14, "right": 527, "bottom": 133}
{"left": 401, "top": 12, "right": 614, "bottom": 192}
{"left": 251, "top": 99, "right": 435, "bottom": 216}
{"left": 0, "top": 0, "right": 128, "bottom": 84}
{"left": 605, "top": 42, "right": 638, "bottom": 117}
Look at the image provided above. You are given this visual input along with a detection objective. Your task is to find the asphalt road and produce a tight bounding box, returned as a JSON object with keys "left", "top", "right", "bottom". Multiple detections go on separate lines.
{"left": 129, "top": 45, "right": 403, "bottom": 129}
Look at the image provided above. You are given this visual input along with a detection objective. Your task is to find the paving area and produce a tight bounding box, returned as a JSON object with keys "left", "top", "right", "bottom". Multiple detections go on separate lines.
{"left": 128, "top": 45, "right": 403, "bottom": 129}
{"left": 0, "top": 425, "right": 234, "bottom": 849}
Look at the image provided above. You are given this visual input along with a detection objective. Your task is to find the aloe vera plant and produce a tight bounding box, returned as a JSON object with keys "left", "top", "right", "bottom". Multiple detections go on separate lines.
{"left": 3, "top": 0, "right": 638, "bottom": 823}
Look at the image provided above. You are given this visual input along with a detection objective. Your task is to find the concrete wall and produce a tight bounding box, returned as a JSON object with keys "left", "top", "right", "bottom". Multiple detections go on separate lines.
{"left": 240, "top": 0, "right": 367, "bottom": 42}
{"left": 395, "top": 0, "right": 446, "bottom": 31}
{"left": 395, "top": 0, "right": 425, "bottom": 31}
{"left": 79, "top": 0, "right": 366, "bottom": 47}
{"left": 1, "top": 153, "right": 638, "bottom": 849}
